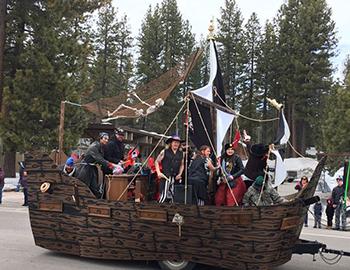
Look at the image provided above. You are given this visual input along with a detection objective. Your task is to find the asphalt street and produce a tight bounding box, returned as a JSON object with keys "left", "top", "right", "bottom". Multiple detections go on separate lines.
{"left": 1, "top": 192, "right": 349, "bottom": 270}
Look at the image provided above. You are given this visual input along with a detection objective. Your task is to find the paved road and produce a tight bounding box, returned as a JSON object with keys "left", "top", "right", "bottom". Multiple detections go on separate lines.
{"left": 1, "top": 192, "right": 349, "bottom": 270}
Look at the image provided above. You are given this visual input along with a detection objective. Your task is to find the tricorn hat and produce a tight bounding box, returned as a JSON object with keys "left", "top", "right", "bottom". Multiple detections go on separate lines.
{"left": 250, "top": 143, "right": 269, "bottom": 157}
{"left": 165, "top": 134, "right": 184, "bottom": 144}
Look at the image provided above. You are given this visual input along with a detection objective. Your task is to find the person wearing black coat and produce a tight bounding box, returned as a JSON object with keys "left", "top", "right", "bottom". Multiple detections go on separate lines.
{"left": 188, "top": 145, "right": 217, "bottom": 205}
{"left": 326, "top": 198, "right": 335, "bottom": 229}
{"left": 104, "top": 129, "right": 125, "bottom": 166}
{"left": 313, "top": 201, "right": 323, "bottom": 228}
{"left": 76, "top": 133, "right": 117, "bottom": 198}
{"left": 331, "top": 177, "right": 346, "bottom": 230}
{"left": 19, "top": 161, "right": 28, "bottom": 206}
{"left": 243, "top": 141, "right": 270, "bottom": 190}
{"left": 0, "top": 167, "right": 4, "bottom": 204}
{"left": 215, "top": 143, "right": 246, "bottom": 206}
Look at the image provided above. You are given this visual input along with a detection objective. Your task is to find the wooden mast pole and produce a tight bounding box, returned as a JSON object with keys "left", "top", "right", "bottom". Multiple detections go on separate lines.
{"left": 58, "top": 101, "right": 65, "bottom": 164}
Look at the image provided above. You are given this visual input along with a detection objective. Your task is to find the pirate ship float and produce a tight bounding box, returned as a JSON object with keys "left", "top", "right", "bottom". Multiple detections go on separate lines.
{"left": 25, "top": 23, "right": 347, "bottom": 270}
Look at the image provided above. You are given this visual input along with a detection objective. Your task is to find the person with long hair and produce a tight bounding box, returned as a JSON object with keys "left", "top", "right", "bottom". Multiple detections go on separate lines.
{"left": 215, "top": 143, "right": 246, "bottom": 206}
{"left": 188, "top": 145, "right": 217, "bottom": 205}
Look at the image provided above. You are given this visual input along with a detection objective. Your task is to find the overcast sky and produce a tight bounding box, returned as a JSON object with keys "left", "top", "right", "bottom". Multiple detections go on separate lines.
{"left": 112, "top": 0, "right": 349, "bottom": 79}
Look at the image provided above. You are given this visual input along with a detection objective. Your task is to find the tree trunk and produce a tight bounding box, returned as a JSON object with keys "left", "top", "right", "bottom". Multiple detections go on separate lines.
{"left": 3, "top": 151, "right": 16, "bottom": 177}
{"left": 0, "top": 0, "right": 6, "bottom": 111}
{"left": 291, "top": 103, "right": 298, "bottom": 158}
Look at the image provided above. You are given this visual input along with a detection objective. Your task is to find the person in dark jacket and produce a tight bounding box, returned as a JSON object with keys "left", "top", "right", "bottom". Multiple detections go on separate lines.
{"left": 313, "top": 201, "right": 322, "bottom": 228}
{"left": 104, "top": 128, "right": 125, "bottom": 168}
{"left": 19, "top": 161, "right": 28, "bottom": 206}
{"left": 155, "top": 135, "right": 184, "bottom": 203}
{"left": 243, "top": 138, "right": 270, "bottom": 189}
{"left": 215, "top": 143, "right": 246, "bottom": 206}
{"left": 0, "top": 167, "right": 5, "bottom": 204}
{"left": 76, "top": 132, "right": 118, "bottom": 198}
{"left": 331, "top": 177, "right": 346, "bottom": 230}
{"left": 188, "top": 145, "right": 217, "bottom": 205}
{"left": 326, "top": 198, "right": 334, "bottom": 229}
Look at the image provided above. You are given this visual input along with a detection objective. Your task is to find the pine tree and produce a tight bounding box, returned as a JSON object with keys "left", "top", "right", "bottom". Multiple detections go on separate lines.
{"left": 160, "top": 0, "right": 183, "bottom": 71}
{"left": 136, "top": 5, "right": 163, "bottom": 83}
{"left": 276, "top": 0, "right": 337, "bottom": 155}
{"left": 135, "top": 0, "right": 196, "bottom": 134}
{"left": 239, "top": 12, "right": 262, "bottom": 137}
{"left": 1, "top": 0, "right": 107, "bottom": 169}
{"left": 256, "top": 21, "right": 281, "bottom": 143}
{"left": 90, "top": 3, "right": 133, "bottom": 100}
{"left": 322, "top": 57, "right": 350, "bottom": 169}
{"left": 217, "top": 0, "right": 246, "bottom": 109}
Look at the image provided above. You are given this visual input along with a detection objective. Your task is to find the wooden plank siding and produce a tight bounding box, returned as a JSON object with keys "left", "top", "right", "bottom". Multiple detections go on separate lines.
{"left": 25, "top": 152, "right": 326, "bottom": 270}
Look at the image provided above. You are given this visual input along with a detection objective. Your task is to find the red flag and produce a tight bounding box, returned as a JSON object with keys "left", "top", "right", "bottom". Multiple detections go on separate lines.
{"left": 232, "top": 129, "right": 241, "bottom": 149}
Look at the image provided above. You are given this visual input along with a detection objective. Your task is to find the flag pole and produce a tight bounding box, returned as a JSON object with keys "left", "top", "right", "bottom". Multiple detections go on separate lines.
{"left": 184, "top": 97, "right": 190, "bottom": 204}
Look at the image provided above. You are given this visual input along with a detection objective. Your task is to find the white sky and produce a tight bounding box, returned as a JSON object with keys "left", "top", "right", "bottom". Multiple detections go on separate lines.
{"left": 113, "top": 0, "right": 350, "bottom": 79}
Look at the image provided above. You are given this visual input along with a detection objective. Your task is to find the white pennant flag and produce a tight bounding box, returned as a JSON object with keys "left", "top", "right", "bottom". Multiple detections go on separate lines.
{"left": 216, "top": 109, "right": 235, "bottom": 156}
{"left": 192, "top": 40, "right": 217, "bottom": 102}
{"left": 271, "top": 149, "right": 287, "bottom": 188}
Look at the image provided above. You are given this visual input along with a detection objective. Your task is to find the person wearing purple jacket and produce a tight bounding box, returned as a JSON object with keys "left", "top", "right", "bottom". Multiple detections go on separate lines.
{"left": 0, "top": 167, "right": 5, "bottom": 204}
{"left": 19, "top": 161, "right": 28, "bottom": 206}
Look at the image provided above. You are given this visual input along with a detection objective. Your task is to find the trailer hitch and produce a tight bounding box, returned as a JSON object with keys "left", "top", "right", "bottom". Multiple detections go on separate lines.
{"left": 293, "top": 239, "right": 350, "bottom": 265}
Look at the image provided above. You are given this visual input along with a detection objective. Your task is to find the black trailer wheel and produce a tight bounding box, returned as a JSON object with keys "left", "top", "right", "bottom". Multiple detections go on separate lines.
{"left": 158, "top": 260, "right": 196, "bottom": 270}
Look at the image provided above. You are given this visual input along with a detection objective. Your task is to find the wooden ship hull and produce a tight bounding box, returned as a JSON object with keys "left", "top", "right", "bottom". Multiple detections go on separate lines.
{"left": 26, "top": 152, "right": 326, "bottom": 270}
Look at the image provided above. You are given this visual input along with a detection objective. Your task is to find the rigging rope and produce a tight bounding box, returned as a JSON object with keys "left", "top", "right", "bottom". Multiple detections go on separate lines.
{"left": 117, "top": 101, "right": 188, "bottom": 201}
{"left": 213, "top": 88, "right": 279, "bottom": 122}
{"left": 288, "top": 140, "right": 306, "bottom": 158}
{"left": 191, "top": 92, "right": 239, "bottom": 206}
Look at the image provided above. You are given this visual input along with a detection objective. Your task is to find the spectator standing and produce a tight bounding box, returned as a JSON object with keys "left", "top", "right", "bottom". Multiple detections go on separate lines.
{"left": 325, "top": 198, "right": 335, "bottom": 229}
{"left": 295, "top": 176, "right": 309, "bottom": 227}
{"left": 0, "top": 167, "right": 4, "bottom": 204}
{"left": 331, "top": 177, "right": 346, "bottom": 230}
{"left": 19, "top": 161, "right": 28, "bottom": 206}
{"left": 313, "top": 201, "right": 322, "bottom": 228}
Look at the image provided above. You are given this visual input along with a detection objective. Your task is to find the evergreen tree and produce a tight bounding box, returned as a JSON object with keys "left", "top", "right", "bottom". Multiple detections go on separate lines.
{"left": 1, "top": 0, "right": 107, "bottom": 167}
{"left": 322, "top": 57, "right": 350, "bottom": 169}
{"left": 135, "top": 0, "right": 196, "bottom": 134}
{"left": 160, "top": 0, "right": 183, "bottom": 71}
{"left": 136, "top": 5, "right": 163, "bottom": 83}
{"left": 256, "top": 21, "right": 281, "bottom": 143}
{"left": 90, "top": 3, "right": 133, "bottom": 100}
{"left": 276, "top": 0, "right": 337, "bottom": 155}
{"left": 239, "top": 12, "right": 262, "bottom": 136}
{"left": 217, "top": 0, "right": 246, "bottom": 109}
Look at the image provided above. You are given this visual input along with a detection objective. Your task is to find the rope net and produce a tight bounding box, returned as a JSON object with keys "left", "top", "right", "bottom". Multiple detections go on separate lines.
{"left": 82, "top": 49, "right": 202, "bottom": 120}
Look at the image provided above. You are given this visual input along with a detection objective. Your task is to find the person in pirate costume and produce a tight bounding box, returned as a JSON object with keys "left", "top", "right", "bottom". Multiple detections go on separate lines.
{"left": 243, "top": 131, "right": 270, "bottom": 190}
{"left": 188, "top": 145, "right": 218, "bottom": 205}
{"left": 104, "top": 128, "right": 126, "bottom": 172}
{"left": 243, "top": 175, "right": 283, "bottom": 206}
{"left": 76, "top": 132, "right": 118, "bottom": 198}
{"left": 155, "top": 135, "right": 184, "bottom": 203}
{"left": 215, "top": 143, "right": 246, "bottom": 206}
